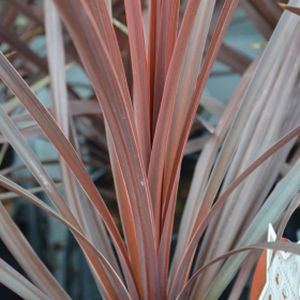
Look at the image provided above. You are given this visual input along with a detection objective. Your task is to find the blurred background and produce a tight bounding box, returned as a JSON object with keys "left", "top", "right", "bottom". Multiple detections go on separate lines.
{"left": 0, "top": 0, "right": 297, "bottom": 299}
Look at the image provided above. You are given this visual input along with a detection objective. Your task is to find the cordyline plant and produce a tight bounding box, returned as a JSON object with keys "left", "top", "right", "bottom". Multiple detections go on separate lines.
{"left": 1, "top": 0, "right": 300, "bottom": 299}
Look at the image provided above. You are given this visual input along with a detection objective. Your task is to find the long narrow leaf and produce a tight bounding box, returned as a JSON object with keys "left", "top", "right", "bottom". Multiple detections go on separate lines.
{"left": 45, "top": 0, "right": 120, "bottom": 275}
{"left": 53, "top": 2, "right": 159, "bottom": 297}
{"left": 0, "top": 258, "right": 48, "bottom": 300}
{"left": 0, "top": 201, "right": 70, "bottom": 299}
{"left": 0, "top": 50, "right": 134, "bottom": 290}
{"left": 0, "top": 175, "right": 132, "bottom": 300}
{"left": 177, "top": 241, "right": 300, "bottom": 300}
{"left": 169, "top": 124, "right": 300, "bottom": 298}
{"left": 123, "top": 0, "right": 151, "bottom": 168}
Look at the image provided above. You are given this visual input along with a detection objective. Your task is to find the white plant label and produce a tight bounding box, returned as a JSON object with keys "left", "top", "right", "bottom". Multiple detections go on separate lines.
{"left": 259, "top": 224, "right": 300, "bottom": 300}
